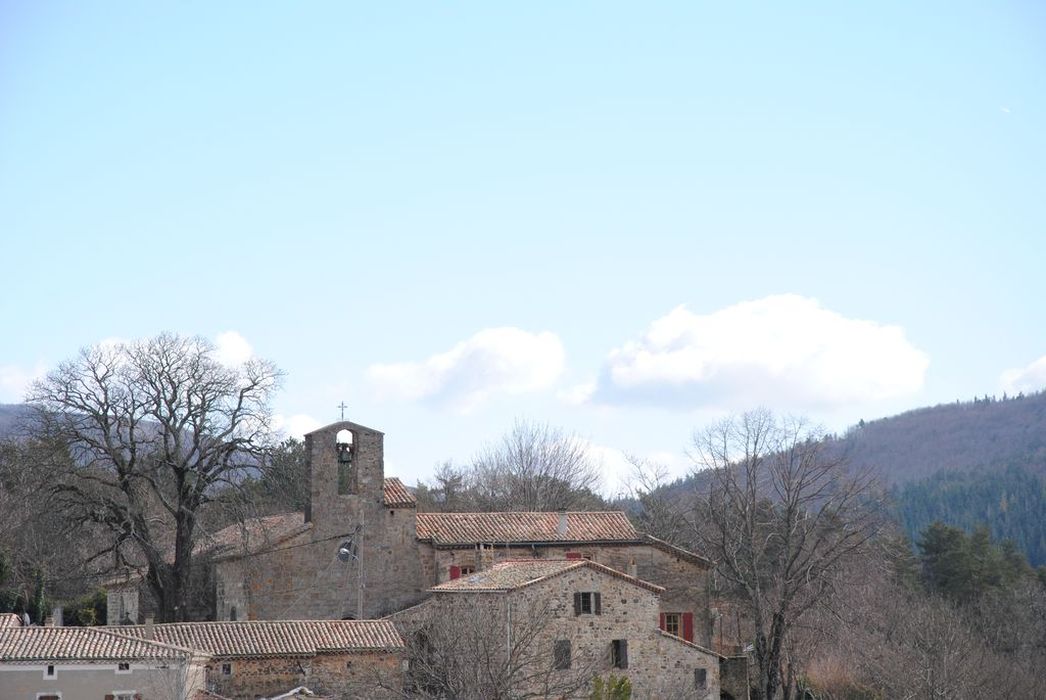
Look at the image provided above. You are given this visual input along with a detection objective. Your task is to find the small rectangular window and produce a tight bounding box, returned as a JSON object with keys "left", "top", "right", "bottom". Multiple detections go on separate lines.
{"left": 695, "top": 668, "right": 708, "bottom": 689}
{"left": 573, "top": 591, "right": 602, "bottom": 615}
{"left": 553, "top": 639, "right": 572, "bottom": 670}
{"left": 44, "top": 664, "right": 56, "bottom": 679}
{"left": 459, "top": 566, "right": 475, "bottom": 576}
{"left": 663, "top": 612, "right": 681, "bottom": 636}
{"left": 611, "top": 639, "right": 628, "bottom": 669}
{"left": 221, "top": 663, "right": 232, "bottom": 676}
{"left": 116, "top": 662, "right": 131, "bottom": 673}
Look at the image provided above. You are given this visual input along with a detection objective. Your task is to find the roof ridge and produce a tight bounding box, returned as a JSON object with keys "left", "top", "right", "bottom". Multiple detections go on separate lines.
{"left": 432, "top": 558, "right": 664, "bottom": 594}
{"left": 121, "top": 618, "right": 391, "bottom": 628}
{"left": 97, "top": 628, "right": 205, "bottom": 657}
{"left": 417, "top": 510, "right": 630, "bottom": 516}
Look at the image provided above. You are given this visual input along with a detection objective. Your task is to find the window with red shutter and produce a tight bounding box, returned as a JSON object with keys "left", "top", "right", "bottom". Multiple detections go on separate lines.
{"left": 449, "top": 565, "right": 461, "bottom": 580}
{"left": 565, "top": 552, "right": 582, "bottom": 560}
{"left": 682, "top": 612, "right": 694, "bottom": 642}
{"left": 659, "top": 612, "right": 666, "bottom": 631}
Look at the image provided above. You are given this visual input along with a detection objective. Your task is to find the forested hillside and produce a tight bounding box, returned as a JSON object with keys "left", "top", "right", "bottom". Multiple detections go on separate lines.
{"left": 837, "top": 391, "right": 1046, "bottom": 485}
{"left": 663, "top": 392, "right": 1046, "bottom": 566}
{"left": 895, "top": 462, "right": 1046, "bottom": 566}
{"left": 839, "top": 392, "right": 1046, "bottom": 566}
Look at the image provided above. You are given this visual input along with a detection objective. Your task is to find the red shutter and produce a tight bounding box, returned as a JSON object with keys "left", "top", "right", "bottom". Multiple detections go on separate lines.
{"left": 449, "top": 565, "right": 461, "bottom": 580}
{"left": 682, "top": 612, "right": 694, "bottom": 642}
{"left": 565, "top": 552, "right": 582, "bottom": 560}
{"left": 659, "top": 612, "right": 666, "bottom": 631}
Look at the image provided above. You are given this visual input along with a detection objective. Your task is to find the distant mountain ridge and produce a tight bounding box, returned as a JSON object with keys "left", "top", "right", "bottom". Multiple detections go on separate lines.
{"left": 836, "top": 391, "right": 1046, "bottom": 486}
{"left": 6, "top": 393, "right": 1046, "bottom": 564}
{"left": 0, "top": 403, "right": 33, "bottom": 438}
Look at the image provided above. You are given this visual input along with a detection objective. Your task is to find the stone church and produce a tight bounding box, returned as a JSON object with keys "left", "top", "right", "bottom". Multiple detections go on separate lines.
{"left": 104, "top": 419, "right": 748, "bottom": 696}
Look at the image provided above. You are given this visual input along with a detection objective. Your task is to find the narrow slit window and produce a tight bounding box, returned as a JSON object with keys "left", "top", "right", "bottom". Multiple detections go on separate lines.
{"left": 611, "top": 639, "right": 628, "bottom": 669}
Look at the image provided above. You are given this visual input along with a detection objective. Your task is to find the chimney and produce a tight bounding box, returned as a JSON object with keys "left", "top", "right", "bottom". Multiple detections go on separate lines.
{"left": 144, "top": 616, "right": 154, "bottom": 641}
{"left": 477, "top": 543, "right": 495, "bottom": 571}
{"left": 629, "top": 557, "right": 637, "bottom": 578}
{"left": 556, "top": 511, "right": 568, "bottom": 537}
{"left": 52, "top": 606, "right": 63, "bottom": 627}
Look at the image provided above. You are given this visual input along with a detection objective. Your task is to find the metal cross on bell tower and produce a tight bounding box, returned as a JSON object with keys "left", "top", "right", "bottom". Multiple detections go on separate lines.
{"left": 337, "top": 401, "right": 348, "bottom": 420}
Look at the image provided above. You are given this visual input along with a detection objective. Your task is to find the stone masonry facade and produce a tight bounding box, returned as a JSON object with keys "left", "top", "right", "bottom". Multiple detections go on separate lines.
{"left": 390, "top": 562, "right": 721, "bottom": 700}
{"left": 102, "top": 419, "right": 745, "bottom": 698}
{"left": 204, "top": 650, "right": 403, "bottom": 700}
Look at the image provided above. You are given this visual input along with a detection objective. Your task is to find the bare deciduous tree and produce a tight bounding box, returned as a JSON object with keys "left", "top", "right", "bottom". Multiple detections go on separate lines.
{"left": 26, "top": 333, "right": 282, "bottom": 622}
{"left": 398, "top": 595, "right": 601, "bottom": 700}
{"left": 690, "top": 409, "right": 884, "bottom": 700}
{"left": 624, "top": 453, "right": 691, "bottom": 546}
{"left": 464, "top": 420, "right": 604, "bottom": 512}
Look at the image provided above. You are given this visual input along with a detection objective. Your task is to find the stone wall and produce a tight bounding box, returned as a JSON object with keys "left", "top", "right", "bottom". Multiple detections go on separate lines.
{"left": 204, "top": 651, "right": 402, "bottom": 700}
{"left": 427, "top": 541, "right": 715, "bottom": 646}
{"left": 212, "top": 421, "right": 427, "bottom": 621}
{"left": 391, "top": 565, "right": 720, "bottom": 700}
{"left": 719, "top": 655, "right": 751, "bottom": 700}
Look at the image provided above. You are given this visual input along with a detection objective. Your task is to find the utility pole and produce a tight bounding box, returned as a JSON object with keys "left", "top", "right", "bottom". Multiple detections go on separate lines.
{"left": 357, "top": 507, "right": 365, "bottom": 620}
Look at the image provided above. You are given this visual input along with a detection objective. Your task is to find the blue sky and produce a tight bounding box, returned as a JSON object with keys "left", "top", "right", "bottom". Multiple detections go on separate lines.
{"left": 2, "top": 2, "right": 1044, "bottom": 492}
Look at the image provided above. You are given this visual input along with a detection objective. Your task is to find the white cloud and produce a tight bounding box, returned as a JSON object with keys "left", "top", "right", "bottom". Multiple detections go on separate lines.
{"left": 0, "top": 363, "right": 47, "bottom": 403}
{"left": 214, "top": 331, "right": 254, "bottom": 366}
{"left": 273, "top": 413, "right": 323, "bottom": 439}
{"left": 558, "top": 381, "right": 596, "bottom": 405}
{"left": 1001, "top": 355, "right": 1046, "bottom": 395}
{"left": 367, "top": 327, "right": 566, "bottom": 412}
{"left": 590, "top": 294, "right": 929, "bottom": 410}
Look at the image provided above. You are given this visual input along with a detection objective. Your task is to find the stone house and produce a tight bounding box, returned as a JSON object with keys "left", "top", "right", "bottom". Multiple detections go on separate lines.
{"left": 114, "top": 619, "right": 405, "bottom": 700}
{"left": 389, "top": 559, "right": 723, "bottom": 700}
{"left": 0, "top": 613, "right": 210, "bottom": 700}
{"left": 415, "top": 510, "right": 718, "bottom": 647}
{"left": 100, "top": 419, "right": 746, "bottom": 697}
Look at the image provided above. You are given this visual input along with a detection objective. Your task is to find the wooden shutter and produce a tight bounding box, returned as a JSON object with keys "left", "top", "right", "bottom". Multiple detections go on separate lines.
{"left": 593, "top": 592, "right": 602, "bottom": 615}
{"left": 565, "top": 552, "right": 582, "bottom": 560}
{"left": 573, "top": 592, "right": 582, "bottom": 615}
{"left": 682, "top": 612, "right": 694, "bottom": 642}
{"left": 659, "top": 612, "right": 666, "bottom": 631}
{"left": 449, "top": 565, "right": 461, "bottom": 580}
{"left": 620, "top": 640, "right": 628, "bottom": 669}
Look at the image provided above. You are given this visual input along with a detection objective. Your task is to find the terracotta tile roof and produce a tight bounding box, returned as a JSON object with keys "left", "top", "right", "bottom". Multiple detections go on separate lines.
{"left": 116, "top": 620, "right": 405, "bottom": 658}
{"left": 383, "top": 477, "right": 416, "bottom": 508}
{"left": 0, "top": 626, "right": 198, "bottom": 662}
{"left": 430, "top": 559, "right": 665, "bottom": 594}
{"left": 416, "top": 511, "right": 638, "bottom": 546}
{"left": 202, "top": 512, "right": 311, "bottom": 562}
{"left": 0, "top": 613, "right": 22, "bottom": 628}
